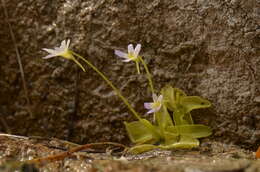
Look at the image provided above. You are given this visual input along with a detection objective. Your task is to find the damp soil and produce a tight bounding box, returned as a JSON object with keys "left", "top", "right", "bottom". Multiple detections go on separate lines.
{"left": 0, "top": 135, "right": 259, "bottom": 172}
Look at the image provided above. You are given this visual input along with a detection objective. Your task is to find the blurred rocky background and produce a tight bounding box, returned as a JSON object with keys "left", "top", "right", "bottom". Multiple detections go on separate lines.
{"left": 0, "top": 0, "right": 259, "bottom": 149}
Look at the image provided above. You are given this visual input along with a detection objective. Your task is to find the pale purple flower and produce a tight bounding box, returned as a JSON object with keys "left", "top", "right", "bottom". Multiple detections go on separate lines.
{"left": 42, "top": 39, "right": 73, "bottom": 60}
{"left": 144, "top": 94, "right": 163, "bottom": 114}
{"left": 114, "top": 44, "right": 141, "bottom": 62}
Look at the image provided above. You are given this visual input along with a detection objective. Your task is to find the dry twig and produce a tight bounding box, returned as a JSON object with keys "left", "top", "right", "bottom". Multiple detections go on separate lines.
{"left": 26, "top": 142, "right": 128, "bottom": 166}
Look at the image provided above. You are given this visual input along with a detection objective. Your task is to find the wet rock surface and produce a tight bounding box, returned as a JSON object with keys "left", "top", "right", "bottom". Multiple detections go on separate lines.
{"left": 0, "top": 0, "right": 259, "bottom": 149}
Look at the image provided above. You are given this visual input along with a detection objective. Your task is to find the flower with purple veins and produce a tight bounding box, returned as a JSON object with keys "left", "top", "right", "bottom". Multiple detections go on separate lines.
{"left": 144, "top": 94, "right": 163, "bottom": 114}
{"left": 114, "top": 44, "right": 141, "bottom": 62}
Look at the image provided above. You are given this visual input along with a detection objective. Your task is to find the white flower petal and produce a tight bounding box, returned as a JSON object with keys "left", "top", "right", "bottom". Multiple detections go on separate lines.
{"left": 128, "top": 44, "right": 134, "bottom": 53}
{"left": 154, "top": 105, "right": 162, "bottom": 113}
{"left": 42, "top": 48, "right": 57, "bottom": 55}
{"left": 144, "top": 103, "right": 152, "bottom": 110}
{"left": 60, "top": 40, "right": 66, "bottom": 49}
{"left": 115, "top": 50, "right": 128, "bottom": 58}
{"left": 60, "top": 40, "right": 67, "bottom": 49}
{"left": 152, "top": 94, "right": 158, "bottom": 102}
{"left": 66, "top": 39, "right": 70, "bottom": 49}
{"left": 147, "top": 109, "right": 155, "bottom": 114}
{"left": 134, "top": 44, "right": 141, "bottom": 57}
{"left": 122, "top": 59, "right": 132, "bottom": 62}
{"left": 54, "top": 47, "right": 61, "bottom": 51}
{"left": 158, "top": 95, "right": 163, "bottom": 102}
{"left": 42, "top": 54, "right": 57, "bottom": 59}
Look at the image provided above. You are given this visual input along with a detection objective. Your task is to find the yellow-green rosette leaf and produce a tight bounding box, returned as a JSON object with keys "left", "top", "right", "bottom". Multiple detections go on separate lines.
{"left": 164, "top": 131, "right": 179, "bottom": 145}
{"left": 180, "top": 96, "right": 211, "bottom": 114}
{"left": 160, "top": 136, "right": 200, "bottom": 149}
{"left": 161, "top": 85, "right": 186, "bottom": 111}
{"left": 166, "top": 124, "right": 212, "bottom": 138}
{"left": 128, "top": 144, "right": 158, "bottom": 154}
{"left": 124, "top": 120, "right": 160, "bottom": 144}
{"left": 161, "top": 85, "right": 175, "bottom": 111}
{"left": 155, "top": 105, "right": 174, "bottom": 133}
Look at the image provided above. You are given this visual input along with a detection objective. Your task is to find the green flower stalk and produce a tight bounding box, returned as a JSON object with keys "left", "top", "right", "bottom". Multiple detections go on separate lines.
{"left": 139, "top": 57, "right": 154, "bottom": 93}
{"left": 72, "top": 51, "right": 142, "bottom": 121}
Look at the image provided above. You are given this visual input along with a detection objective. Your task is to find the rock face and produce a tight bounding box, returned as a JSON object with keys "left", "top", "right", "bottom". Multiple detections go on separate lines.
{"left": 0, "top": 0, "right": 259, "bottom": 148}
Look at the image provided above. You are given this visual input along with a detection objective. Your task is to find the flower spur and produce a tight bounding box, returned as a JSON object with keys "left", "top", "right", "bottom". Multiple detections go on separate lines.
{"left": 42, "top": 39, "right": 86, "bottom": 72}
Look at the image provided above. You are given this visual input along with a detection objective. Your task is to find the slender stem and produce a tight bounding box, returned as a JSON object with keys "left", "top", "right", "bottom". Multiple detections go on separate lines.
{"left": 71, "top": 51, "right": 141, "bottom": 121}
{"left": 139, "top": 57, "right": 155, "bottom": 94}
{"left": 135, "top": 61, "right": 140, "bottom": 74}
{"left": 72, "top": 58, "right": 86, "bottom": 72}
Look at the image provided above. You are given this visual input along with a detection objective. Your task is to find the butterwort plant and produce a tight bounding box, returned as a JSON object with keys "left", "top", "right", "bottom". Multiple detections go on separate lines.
{"left": 42, "top": 40, "right": 212, "bottom": 154}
